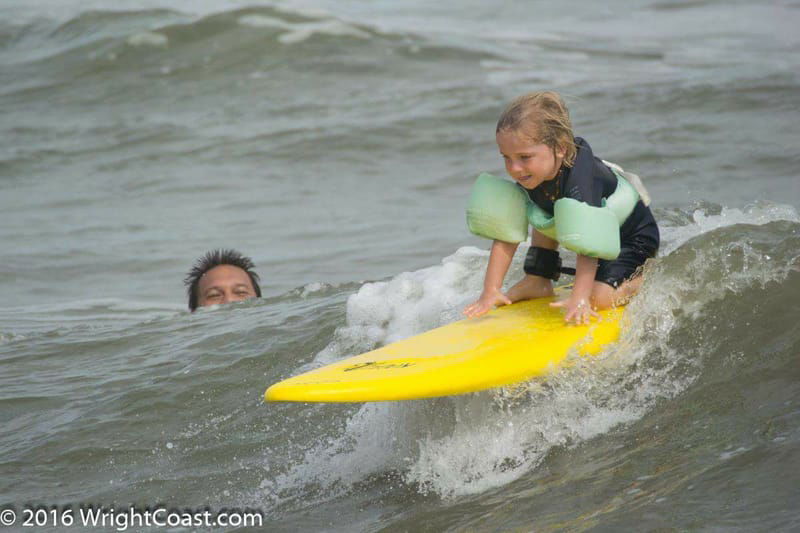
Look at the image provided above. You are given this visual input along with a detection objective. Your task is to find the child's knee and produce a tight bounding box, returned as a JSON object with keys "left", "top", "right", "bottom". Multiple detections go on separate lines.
{"left": 590, "top": 282, "right": 615, "bottom": 310}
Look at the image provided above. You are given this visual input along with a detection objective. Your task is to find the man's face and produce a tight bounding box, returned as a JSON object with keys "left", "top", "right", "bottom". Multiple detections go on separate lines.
{"left": 197, "top": 265, "right": 257, "bottom": 309}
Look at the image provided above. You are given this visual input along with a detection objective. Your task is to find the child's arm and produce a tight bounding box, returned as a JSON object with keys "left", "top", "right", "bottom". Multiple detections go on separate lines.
{"left": 504, "top": 229, "right": 556, "bottom": 302}
{"left": 550, "top": 253, "right": 600, "bottom": 324}
{"left": 463, "top": 240, "right": 517, "bottom": 318}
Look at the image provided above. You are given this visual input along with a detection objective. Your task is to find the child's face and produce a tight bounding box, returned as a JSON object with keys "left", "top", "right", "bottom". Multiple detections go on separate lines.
{"left": 496, "top": 130, "right": 564, "bottom": 190}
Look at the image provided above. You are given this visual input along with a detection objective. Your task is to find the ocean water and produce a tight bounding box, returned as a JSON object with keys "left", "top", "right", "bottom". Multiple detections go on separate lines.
{"left": 2, "top": 0, "right": 799, "bottom": 531}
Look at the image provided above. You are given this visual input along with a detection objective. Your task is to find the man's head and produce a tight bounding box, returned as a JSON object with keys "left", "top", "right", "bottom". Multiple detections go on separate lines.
{"left": 184, "top": 249, "right": 262, "bottom": 312}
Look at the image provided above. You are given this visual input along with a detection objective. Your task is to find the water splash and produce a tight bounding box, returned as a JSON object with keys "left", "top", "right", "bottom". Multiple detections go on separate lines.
{"left": 260, "top": 202, "right": 800, "bottom": 505}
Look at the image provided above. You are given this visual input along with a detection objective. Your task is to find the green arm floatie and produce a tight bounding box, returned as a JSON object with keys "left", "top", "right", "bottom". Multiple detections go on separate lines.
{"left": 466, "top": 173, "right": 528, "bottom": 244}
{"left": 553, "top": 199, "right": 621, "bottom": 259}
{"left": 527, "top": 173, "right": 640, "bottom": 260}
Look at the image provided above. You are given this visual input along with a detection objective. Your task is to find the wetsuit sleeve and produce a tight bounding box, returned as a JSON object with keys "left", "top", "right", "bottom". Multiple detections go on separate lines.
{"left": 563, "top": 139, "right": 603, "bottom": 208}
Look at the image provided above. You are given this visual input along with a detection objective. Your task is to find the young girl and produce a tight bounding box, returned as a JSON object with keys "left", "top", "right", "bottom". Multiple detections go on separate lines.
{"left": 464, "top": 91, "right": 659, "bottom": 324}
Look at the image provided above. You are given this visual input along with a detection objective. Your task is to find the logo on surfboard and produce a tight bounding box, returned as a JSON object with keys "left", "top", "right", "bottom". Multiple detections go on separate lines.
{"left": 343, "top": 361, "right": 416, "bottom": 372}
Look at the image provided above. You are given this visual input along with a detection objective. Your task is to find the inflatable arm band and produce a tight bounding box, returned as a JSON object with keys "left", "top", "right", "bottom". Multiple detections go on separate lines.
{"left": 466, "top": 173, "right": 528, "bottom": 243}
{"left": 528, "top": 174, "right": 640, "bottom": 260}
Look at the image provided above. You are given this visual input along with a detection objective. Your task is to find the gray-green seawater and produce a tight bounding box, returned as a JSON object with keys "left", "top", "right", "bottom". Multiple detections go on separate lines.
{"left": 2, "top": 1, "right": 799, "bottom": 531}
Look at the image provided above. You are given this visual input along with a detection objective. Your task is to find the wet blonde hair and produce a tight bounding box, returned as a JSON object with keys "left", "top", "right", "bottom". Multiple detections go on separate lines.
{"left": 496, "top": 91, "right": 577, "bottom": 167}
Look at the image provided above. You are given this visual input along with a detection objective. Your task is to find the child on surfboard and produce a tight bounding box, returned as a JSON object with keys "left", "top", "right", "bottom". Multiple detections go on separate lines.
{"left": 463, "top": 91, "right": 659, "bottom": 325}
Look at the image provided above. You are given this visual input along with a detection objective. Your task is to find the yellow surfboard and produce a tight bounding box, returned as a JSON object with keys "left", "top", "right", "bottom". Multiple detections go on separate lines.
{"left": 265, "top": 294, "right": 624, "bottom": 403}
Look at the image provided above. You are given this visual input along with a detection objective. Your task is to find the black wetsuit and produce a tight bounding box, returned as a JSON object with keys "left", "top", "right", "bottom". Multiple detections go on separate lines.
{"left": 523, "top": 137, "right": 660, "bottom": 288}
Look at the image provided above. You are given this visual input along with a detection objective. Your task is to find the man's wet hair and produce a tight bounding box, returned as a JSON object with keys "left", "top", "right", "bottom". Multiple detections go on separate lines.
{"left": 184, "top": 249, "right": 262, "bottom": 311}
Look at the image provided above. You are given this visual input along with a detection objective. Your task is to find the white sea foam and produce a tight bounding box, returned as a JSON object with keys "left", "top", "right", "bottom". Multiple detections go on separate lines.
{"left": 314, "top": 246, "right": 488, "bottom": 364}
{"left": 405, "top": 389, "right": 644, "bottom": 498}
{"left": 719, "top": 446, "right": 749, "bottom": 461}
{"left": 238, "top": 15, "right": 370, "bottom": 44}
{"left": 659, "top": 202, "right": 799, "bottom": 255}
{"left": 237, "top": 15, "right": 293, "bottom": 30}
{"left": 126, "top": 31, "right": 168, "bottom": 48}
{"left": 298, "top": 281, "right": 328, "bottom": 297}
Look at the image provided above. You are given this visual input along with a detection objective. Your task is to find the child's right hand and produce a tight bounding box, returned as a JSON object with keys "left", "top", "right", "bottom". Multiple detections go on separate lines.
{"left": 463, "top": 288, "right": 512, "bottom": 318}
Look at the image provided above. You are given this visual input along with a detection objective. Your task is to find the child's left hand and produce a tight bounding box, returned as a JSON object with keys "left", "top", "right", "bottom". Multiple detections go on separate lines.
{"left": 550, "top": 295, "right": 599, "bottom": 325}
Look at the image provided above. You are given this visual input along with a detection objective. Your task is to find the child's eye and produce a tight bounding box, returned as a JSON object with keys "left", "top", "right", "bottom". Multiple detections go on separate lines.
{"left": 520, "top": 154, "right": 532, "bottom": 160}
